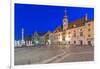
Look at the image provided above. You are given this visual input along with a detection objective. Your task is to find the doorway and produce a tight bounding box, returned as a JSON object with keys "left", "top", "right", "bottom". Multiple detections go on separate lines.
{"left": 80, "top": 40, "right": 83, "bottom": 45}
{"left": 88, "top": 41, "right": 91, "bottom": 45}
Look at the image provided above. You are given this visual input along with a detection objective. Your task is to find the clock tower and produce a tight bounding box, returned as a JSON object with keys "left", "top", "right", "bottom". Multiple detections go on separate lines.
{"left": 63, "top": 8, "right": 68, "bottom": 31}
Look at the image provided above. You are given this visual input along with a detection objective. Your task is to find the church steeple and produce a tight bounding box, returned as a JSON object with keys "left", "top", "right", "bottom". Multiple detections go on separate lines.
{"left": 63, "top": 8, "right": 68, "bottom": 31}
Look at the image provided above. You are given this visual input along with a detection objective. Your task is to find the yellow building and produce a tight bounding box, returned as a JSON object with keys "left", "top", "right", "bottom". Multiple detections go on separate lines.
{"left": 52, "top": 9, "right": 94, "bottom": 46}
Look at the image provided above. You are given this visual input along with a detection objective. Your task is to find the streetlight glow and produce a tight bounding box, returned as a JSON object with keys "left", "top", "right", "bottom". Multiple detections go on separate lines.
{"left": 65, "top": 37, "right": 70, "bottom": 41}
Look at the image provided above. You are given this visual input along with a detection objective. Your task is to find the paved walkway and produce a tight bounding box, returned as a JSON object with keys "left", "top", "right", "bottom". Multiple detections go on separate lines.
{"left": 14, "top": 46, "right": 94, "bottom": 65}
{"left": 15, "top": 47, "right": 63, "bottom": 65}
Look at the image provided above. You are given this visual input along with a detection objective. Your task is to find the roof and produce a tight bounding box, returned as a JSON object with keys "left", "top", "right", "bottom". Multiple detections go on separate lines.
{"left": 55, "top": 16, "right": 94, "bottom": 31}
{"left": 44, "top": 31, "right": 51, "bottom": 36}
{"left": 67, "top": 17, "right": 85, "bottom": 29}
{"left": 32, "top": 32, "right": 47, "bottom": 37}
{"left": 37, "top": 32, "right": 47, "bottom": 36}
{"left": 54, "top": 25, "right": 63, "bottom": 32}
{"left": 85, "top": 19, "right": 94, "bottom": 23}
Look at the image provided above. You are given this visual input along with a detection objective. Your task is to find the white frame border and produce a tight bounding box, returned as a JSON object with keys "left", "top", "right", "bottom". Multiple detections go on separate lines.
{"left": 11, "top": 0, "right": 95, "bottom": 69}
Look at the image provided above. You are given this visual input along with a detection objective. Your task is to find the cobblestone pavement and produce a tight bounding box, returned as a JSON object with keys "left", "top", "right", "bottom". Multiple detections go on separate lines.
{"left": 14, "top": 45, "right": 94, "bottom": 65}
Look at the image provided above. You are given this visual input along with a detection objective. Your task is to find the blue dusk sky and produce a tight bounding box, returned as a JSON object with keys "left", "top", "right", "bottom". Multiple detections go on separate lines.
{"left": 15, "top": 4, "right": 94, "bottom": 40}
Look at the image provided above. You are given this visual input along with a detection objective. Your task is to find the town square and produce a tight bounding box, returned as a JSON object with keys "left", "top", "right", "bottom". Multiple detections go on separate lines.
{"left": 14, "top": 4, "right": 94, "bottom": 65}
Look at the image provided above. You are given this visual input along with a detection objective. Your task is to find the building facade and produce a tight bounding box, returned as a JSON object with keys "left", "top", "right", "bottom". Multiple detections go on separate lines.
{"left": 51, "top": 9, "right": 94, "bottom": 46}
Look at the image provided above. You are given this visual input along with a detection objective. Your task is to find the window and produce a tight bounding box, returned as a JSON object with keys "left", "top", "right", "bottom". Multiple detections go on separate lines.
{"left": 64, "top": 23, "right": 67, "bottom": 26}
{"left": 62, "top": 37, "right": 65, "bottom": 41}
{"left": 88, "top": 34, "right": 91, "bottom": 37}
{"left": 68, "top": 32, "right": 70, "bottom": 34}
{"left": 74, "top": 41, "right": 76, "bottom": 44}
{"left": 73, "top": 24, "right": 76, "bottom": 27}
{"left": 88, "top": 28, "right": 91, "bottom": 31}
{"left": 74, "top": 33, "right": 76, "bottom": 37}
{"left": 80, "top": 28, "right": 82, "bottom": 31}
{"left": 69, "top": 41, "right": 70, "bottom": 44}
{"left": 80, "top": 32, "right": 83, "bottom": 36}
{"left": 88, "top": 23, "right": 91, "bottom": 26}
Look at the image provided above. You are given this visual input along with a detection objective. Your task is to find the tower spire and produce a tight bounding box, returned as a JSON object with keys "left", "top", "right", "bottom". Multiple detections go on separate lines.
{"left": 64, "top": 8, "right": 67, "bottom": 17}
{"left": 63, "top": 8, "right": 68, "bottom": 30}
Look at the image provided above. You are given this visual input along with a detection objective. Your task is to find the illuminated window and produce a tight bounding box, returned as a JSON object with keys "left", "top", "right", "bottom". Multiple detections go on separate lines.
{"left": 73, "top": 24, "right": 76, "bottom": 27}
{"left": 70, "top": 25, "right": 72, "bottom": 28}
{"left": 74, "top": 30, "right": 76, "bottom": 32}
{"left": 59, "top": 34, "right": 60, "bottom": 36}
{"left": 63, "top": 32, "right": 65, "bottom": 35}
{"left": 63, "top": 29, "right": 66, "bottom": 31}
